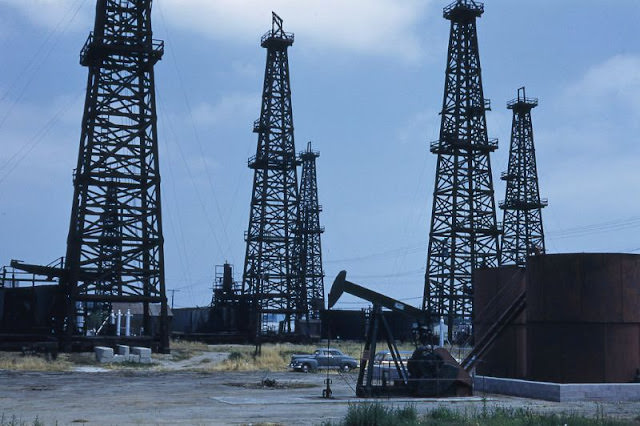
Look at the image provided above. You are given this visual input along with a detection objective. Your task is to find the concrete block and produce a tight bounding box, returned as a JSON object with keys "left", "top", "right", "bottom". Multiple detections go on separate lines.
{"left": 94, "top": 346, "right": 114, "bottom": 363}
{"left": 112, "top": 354, "right": 126, "bottom": 363}
{"left": 131, "top": 346, "right": 151, "bottom": 358}
{"left": 116, "top": 345, "right": 130, "bottom": 356}
{"left": 139, "top": 356, "right": 152, "bottom": 364}
{"left": 475, "top": 376, "right": 640, "bottom": 402}
{"left": 127, "top": 354, "right": 140, "bottom": 363}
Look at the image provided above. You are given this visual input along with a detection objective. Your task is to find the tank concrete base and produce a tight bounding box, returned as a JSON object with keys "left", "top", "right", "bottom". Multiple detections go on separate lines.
{"left": 474, "top": 376, "right": 640, "bottom": 402}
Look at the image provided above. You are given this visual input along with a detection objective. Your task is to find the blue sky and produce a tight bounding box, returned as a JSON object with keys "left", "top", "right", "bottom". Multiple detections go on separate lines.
{"left": 0, "top": 0, "right": 639, "bottom": 310}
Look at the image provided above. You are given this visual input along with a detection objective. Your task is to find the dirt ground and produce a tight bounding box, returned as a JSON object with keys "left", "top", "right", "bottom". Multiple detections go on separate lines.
{"left": 1, "top": 367, "right": 640, "bottom": 425}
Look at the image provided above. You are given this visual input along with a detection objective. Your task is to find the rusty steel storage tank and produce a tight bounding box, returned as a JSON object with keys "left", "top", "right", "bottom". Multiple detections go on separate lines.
{"left": 526, "top": 253, "right": 640, "bottom": 383}
{"left": 473, "top": 265, "right": 527, "bottom": 379}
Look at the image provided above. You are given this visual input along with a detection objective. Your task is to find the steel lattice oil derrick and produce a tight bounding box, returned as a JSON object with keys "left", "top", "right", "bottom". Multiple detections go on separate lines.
{"left": 242, "top": 13, "right": 303, "bottom": 337}
{"left": 64, "top": 0, "right": 169, "bottom": 351}
{"left": 424, "top": 0, "right": 501, "bottom": 342}
{"left": 298, "top": 141, "right": 325, "bottom": 321}
{"left": 499, "top": 87, "right": 547, "bottom": 266}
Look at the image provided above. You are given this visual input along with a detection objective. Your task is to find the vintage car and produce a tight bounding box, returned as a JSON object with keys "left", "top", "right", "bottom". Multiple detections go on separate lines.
{"left": 371, "top": 350, "right": 413, "bottom": 383}
{"left": 289, "top": 348, "right": 358, "bottom": 373}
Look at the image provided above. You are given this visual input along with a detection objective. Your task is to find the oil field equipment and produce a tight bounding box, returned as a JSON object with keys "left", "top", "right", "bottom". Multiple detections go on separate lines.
{"left": 242, "top": 13, "right": 304, "bottom": 338}
{"left": 424, "top": 0, "right": 501, "bottom": 341}
{"left": 499, "top": 87, "right": 547, "bottom": 266}
{"left": 297, "top": 141, "right": 325, "bottom": 329}
{"left": 329, "top": 271, "right": 472, "bottom": 397}
{"left": 4, "top": 0, "right": 169, "bottom": 352}
{"left": 208, "top": 263, "right": 251, "bottom": 339}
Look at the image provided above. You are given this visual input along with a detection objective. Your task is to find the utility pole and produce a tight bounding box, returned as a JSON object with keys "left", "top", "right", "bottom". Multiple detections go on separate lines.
{"left": 168, "top": 289, "right": 180, "bottom": 309}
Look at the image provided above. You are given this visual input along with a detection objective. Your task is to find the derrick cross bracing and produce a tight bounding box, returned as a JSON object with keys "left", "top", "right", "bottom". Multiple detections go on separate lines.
{"left": 424, "top": 0, "right": 501, "bottom": 341}
{"left": 242, "top": 12, "right": 303, "bottom": 337}
{"left": 298, "top": 141, "right": 325, "bottom": 321}
{"left": 499, "top": 87, "right": 547, "bottom": 266}
{"left": 63, "top": 0, "right": 169, "bottom": 351}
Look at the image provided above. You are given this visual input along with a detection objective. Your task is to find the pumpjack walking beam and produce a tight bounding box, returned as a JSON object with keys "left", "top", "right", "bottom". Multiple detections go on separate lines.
{"left": 329, "top": 271, "right": 426, "bottom": 397}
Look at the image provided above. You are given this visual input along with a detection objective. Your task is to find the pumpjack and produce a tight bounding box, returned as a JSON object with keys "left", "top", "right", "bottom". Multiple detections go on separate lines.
{"left": 328, "top": 271, "right": 472, "bottom": 397}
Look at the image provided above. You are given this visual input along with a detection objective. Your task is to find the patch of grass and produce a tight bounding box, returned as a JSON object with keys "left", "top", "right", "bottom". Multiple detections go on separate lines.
{"left": 442, "top": 405, "right": 635, "bottom": 426}
{"left": 204, "top": 344, "right": 303, "bottom": 372}
{"left": 0, "top": 413, "right": 45, "bottom": 426}
{"left": 0, "top": 352, "right": 72, "bottom": 372}
{"left": 321, "top": 403, "right": 418, "bottom": 426}
{"left": 168, "top": 339, "right": 210, "bottom": 361}
{"left": 323, "top": 404, "right": 636, "bottom": 426}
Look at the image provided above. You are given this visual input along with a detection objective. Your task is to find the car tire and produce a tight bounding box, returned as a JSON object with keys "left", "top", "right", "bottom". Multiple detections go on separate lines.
{"left": 302, "top": 363, "right": 311, "bottom": 373}
{"left": 341, "top": 364, "right": 352, "bottom": 372}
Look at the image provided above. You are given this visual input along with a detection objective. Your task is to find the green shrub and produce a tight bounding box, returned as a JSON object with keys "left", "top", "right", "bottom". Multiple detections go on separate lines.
{"left": 338, "top": 403, "right": 418, "bottom": 426}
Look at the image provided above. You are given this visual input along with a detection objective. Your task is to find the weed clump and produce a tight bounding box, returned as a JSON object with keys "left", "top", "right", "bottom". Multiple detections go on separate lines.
{"left": 324, "top": 403, "right": 417, "bottom": 426}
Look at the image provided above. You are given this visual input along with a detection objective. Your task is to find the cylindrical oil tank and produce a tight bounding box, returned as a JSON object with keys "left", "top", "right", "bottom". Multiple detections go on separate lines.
{"left": 527, "top": 253, "right": 640, "bottom": 383}
{"left": 473, "top": 265, "right": 527, "bottom": 379}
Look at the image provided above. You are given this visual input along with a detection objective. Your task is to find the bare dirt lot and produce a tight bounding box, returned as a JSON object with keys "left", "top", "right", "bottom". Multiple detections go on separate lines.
{"left": 1, "top": 368, "right": 640, "bottom": 425}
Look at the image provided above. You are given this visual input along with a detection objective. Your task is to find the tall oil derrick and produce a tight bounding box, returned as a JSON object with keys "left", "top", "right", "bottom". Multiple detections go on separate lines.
{"left": 297, "top": 142, "right": 325, "bottom": 321}
{"left": 63, "top": 0, "right": 168, "bottom": 350}
{"left": 242, "top": 13, "right": 302, "bottom": 337}
{"left": 499, "top": 87, "right": 547, "bottom": 266}
{"left": 423, "top": 0, "right": 501, "bottom": 341}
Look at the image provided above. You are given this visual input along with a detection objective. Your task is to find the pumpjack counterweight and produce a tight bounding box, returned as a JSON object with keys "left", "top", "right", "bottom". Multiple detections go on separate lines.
{"left": 298, "top": 142, "right": 325, "bottom": 320}
{"left": 499, "top": 87, "right": 547, "bottom": 266}
{"left": 424, "top": 0, "right": 501, "bottom": 341}
{"left": 64, "top": 0, "right": 169, "bottom": 351}
{"left": 242, "top": 13, "right": 302, "bottom": 336}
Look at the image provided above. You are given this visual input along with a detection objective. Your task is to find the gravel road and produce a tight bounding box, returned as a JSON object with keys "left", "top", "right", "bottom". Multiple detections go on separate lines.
{"left": 1, "top": 369, "right": 638, "bottom": 425}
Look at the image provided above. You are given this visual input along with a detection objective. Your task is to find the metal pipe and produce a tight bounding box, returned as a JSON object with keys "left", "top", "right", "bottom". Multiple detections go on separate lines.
{"left": 125, "top": 309, "right": 131, "bottom": 336}
{"left": 116, "top": 309, "right": 122, "bottom": 336}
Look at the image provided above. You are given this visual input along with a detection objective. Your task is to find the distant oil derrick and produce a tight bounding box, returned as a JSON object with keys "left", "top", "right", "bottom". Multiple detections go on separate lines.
{"left": 242, "top": 13, "right": 303, "bottom": 337}
{"left": 63, "top": 0, "right": 168, "bottom": 351}
{"left": 499, "top": 87, "right": 547, "bottom": 266}
{"left": 424, "top": 0, "right": 501, "bottom": 341}
{"left": 297, "top": 142, "right": 325, "bottom": 322}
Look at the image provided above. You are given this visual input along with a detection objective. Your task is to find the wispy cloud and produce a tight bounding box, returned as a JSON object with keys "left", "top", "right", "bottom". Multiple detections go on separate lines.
{"left": 562, "top": 54, "right": 640, "bottom": 118}
{"left": 1, "top": 0, "right": 435, "bottom": 60}
{"left": 190, "top": 93, "right": 259, "bottom": 126}
{"left": 0, "top": 0, "right": 92, "bottom": 33}
{"left": 158, "top": 0, "right": 433, "bottom": 61}
{"left": 536, "top": 54, "right": 640, "bottom": 252}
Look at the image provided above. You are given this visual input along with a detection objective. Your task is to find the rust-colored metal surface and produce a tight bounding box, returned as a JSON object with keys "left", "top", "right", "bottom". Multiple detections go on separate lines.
{"left": 473, "top": 266, "right": 527, "bottom": 379}
{"left": 526, "top": 253, "right": 640, "bottom": 383}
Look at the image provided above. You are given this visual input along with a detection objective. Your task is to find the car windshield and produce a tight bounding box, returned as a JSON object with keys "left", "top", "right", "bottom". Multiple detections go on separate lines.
{"left": 374, "top": 351, "right": 412, "bottom": 363}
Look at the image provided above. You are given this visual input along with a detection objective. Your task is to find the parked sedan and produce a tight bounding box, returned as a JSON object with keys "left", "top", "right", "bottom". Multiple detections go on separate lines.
{"left": 371, "top": 350, "right": 413, "bottom": 383}
{"left": 289, "top": 348, "right": 358, "bottom": 373}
